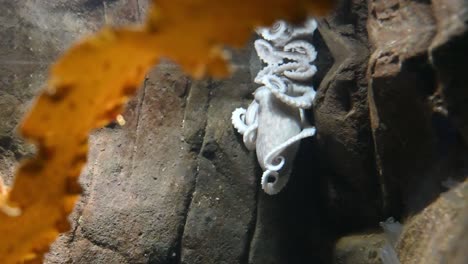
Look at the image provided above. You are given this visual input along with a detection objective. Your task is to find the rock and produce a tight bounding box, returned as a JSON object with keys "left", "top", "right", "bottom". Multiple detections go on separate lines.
{"left": 314, "top": 0, "right": 383, "bottom": 230}
{"left": 0, "top": 1, "right": 104, "bottom": 61}
{"left": 181, "top": 66, "right": 258, "bottom": 264}
{"left": 64, "top": 65, "right": 197, "bottom": 264}
{"left": 182, "top": 79, "right": 210, "bottom": 153}
{"left": 397, "top": 178, "right": 468, "bottom": 264}
{"left": 366, "top": 1, "right": 468, "bottom": 263}
{"left": 367, "top": 0, "right": 437, "bottom": 216}
{"left": 248, "top": 191, "right": 290, "bottom": 264}
{"left": 102, "top": 0, "right": 142, "bottom": 26}
{"left": 334, "top": 234, "right": 389, "bottom": 264}
{"left": 429, "top": 0, "right": 468, "bottom": 145}
{"left": 0, "top": 93, "right": 20, "bottom": 146}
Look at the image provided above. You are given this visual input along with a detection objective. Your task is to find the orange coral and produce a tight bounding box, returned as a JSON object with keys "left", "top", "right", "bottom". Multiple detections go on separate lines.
{"left": 0, "top": 0, "right": 334, "bottom": 263}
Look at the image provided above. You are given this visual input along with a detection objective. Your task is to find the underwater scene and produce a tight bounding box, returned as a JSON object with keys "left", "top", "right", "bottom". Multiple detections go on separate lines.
{"left": 0, "top": 0, "right": 467, "bottom": 263}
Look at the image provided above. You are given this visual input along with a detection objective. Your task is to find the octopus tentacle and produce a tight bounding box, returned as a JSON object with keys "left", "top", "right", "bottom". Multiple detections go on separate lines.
{"left": 254, "top": 40, "right": 317, "bottom": 83}
{"left": 254, "top": 65, "right": 275, "bottom": 84}
{"left": 290, "top": 19, "right": 318, "bottom": 39}
{"left": 232, "top": 102, "right": 259, "bottom": 151}
{"left": 255, "top": 40, "right": 317, "bottom": 67}
{"left": 279, "top": 63, "right": 317, "bottom": 81}
{"left": 261, "top": 127, "right": 316, "bottom": 194}
{"left": 243, "top": 122, "right": 258, "bottom": 151}
{"left": 256, "top": 63, "right": 317, "bottom": 82}
{"left": 261, "top": 170, "right": 288, "bottom": 195}
{"left": 263, "top": 75, "right": 316, "bottom": 109}
{"left": 254, "top": 39, "right": 283, "bottom": 65}
{"left": 257, "top": 19, "right": 318, "bottom": 48}
{"left": 245, "top": 101, "right": 259, "bottom": 125}
{"left": 263, "top": 127, "right": 316, "bottom": 172}
{"left": 256, "top": 21, "right": 291, "bottom": 45}
{"left": 280, "top": 40, "right": 317, "bottom": 62}
{"left": 231, "top": 107, "right": 248, "bottom": 134}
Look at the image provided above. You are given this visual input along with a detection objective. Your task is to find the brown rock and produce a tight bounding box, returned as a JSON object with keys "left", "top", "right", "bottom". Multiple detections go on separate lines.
{"left": 314, "top": 0, "right": 382, "bottom": 230}
{"left": 367, "top": 0, "right": 437, "bottom": 216}
{"left": 181, "top": 66, "right": 258, "bottom": 264}
{"left": 334, "top": 234, "right": 388, "bottom": 264}
{"left": 397, "top": 179, "right": 468, "bottom": 264}
{"left": 429, "top": 0, "right": 468, "bottom": 145}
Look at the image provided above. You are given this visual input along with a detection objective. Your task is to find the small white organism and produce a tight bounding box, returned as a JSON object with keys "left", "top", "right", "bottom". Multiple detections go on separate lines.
{"left": 379, "top": 217, "right": 402, "bottom": 264}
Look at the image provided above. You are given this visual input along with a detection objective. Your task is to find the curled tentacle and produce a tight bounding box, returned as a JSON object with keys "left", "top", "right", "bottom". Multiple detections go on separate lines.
{"left": 290, "top": 19, "right": 318, "bottom": 39}
{"left": 288, "top": 81, "right": 316, "bottom": 96}
{"left": 274, "top": 87, "right": 316, "bottom": 109}
{"left": 256, "top": 19, "right": 318, "bottom": 48}
{"left": 254, "top": 40, "right": 317, "bottom": 83}
{"left": 263, "top": 127, "right": 316, "bottom": 172}
{"left": 254, "top": 39, "right": 283, "bottom": 65}
{"left": 255, "top": 40, "right": 317, "bottom": 66}
{"left": 257, "top": 20, "right": 292, "bottom": 43}
{"left": 232, "top": 101, "right": 259, "bottom": 151}
{"left": 279, "top": 63, "right": 317, "bottom": 81}
{"left": 245, "top": 100, "right": 259, "bottom": 125}
{"left": 231, "top": 108, "right": 248, "bottom": 134}
{"left": 256, "top": 20, "right": 289, "bottom": 41}
{"left": 263, "top": 75, "right": 316, "bottom": 109}
{"left": 231, "top": 100, "right": 259, "bottom": 134}
{"left": 256, "top": 20, "right": 293, "bottom": 47}
{"left": 254, "top": 65, "right": 274, "bottom": 84}
{"left": 265, "top": 155, "right": 286, "bottom": 172}
{"left": 243, "top": 122, "right": 258, "bottom": 151}
{"left": 256, "top": 63, "right": 317, "bottom": 83}
{"left": 281, "top": 40, "right": 317, "bottom": 63}
{"left": 261, "top": 170, "right": 289, "bottom": 195}
{"left": 261, "top": 127, "right": 316, "bottom": 194}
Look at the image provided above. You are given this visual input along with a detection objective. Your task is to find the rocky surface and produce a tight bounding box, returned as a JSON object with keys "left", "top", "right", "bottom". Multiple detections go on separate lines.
{"left": 334, "top": 234, "right": 389, "bottom": 264}
{"left": 314, "top": 0, "right": 383, "bottom": 231}
{"left": 180, "top": 58, "right": 258, "bottom": 264}
{"left": 0, "top": 0, "right": 467, "bottom": 264}
{"left": 367, "top": 0, "right": 438, "bottom": 217}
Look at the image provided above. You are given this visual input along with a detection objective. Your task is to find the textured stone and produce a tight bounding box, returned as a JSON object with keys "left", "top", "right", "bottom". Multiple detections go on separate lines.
{"left": 182, "top": 79, "right": 210, "bottom": 153}
{"left": 0, "top": 0, "right": 104, "bottom": 62}
{"left": 334, "top": 234, "right": 388, "bottom": 264}
{"left": 366, "top": 2, "right": 468, "bottom": 264}
{"left": 103, "top": 0, "right": 142, "bottom": 25}
{"left": 181, "top": 67, "right": 258, "bottom": 264}
{"left": 248, "top": 192, "right": 290, "bottom": 264}
{"left": 397, "top": 179, "right": 468, "bottom": 264}
{"left": 367, "top": 0, "right": 437, "bottom": 216}
{"left": 64, "top": 65, "right": 196, "bottom": 264}
{"left": 429, "top": 0, "right": 468, "bottom": 145}
{"left": 314, "top": 0, "right": 382, "bottom": 230}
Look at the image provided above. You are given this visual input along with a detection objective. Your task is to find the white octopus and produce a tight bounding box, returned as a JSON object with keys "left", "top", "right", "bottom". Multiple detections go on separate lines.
{"left": 232, "top": 18, "right": 318, "bottom": 195}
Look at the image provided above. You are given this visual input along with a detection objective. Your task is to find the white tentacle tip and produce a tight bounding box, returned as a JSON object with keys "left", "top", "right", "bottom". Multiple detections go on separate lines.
{"left": 261, "top": 171, "right": 282, "bottom": 195}
{"left": 265, "top": 155, "right": 286, "bottom": 172}
{"left": 231, "top": 108, "right": 247, "bottom": 134}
